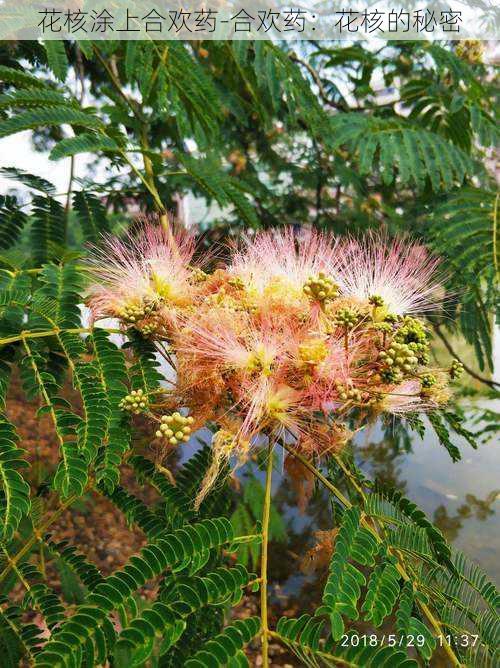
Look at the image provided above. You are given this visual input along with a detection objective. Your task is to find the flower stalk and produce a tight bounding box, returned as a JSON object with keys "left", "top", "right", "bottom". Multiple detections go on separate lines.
{"left": 260, "top": 441, "right": 274, "bottom": 668}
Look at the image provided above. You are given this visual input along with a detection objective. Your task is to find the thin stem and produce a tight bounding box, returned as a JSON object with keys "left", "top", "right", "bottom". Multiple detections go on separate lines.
{"left": 156, "top": 463, "right": 176, "bottom": 486}
{"left": 139, "top": 126, "right": 171, "bottom": 236}
{"left": 493, "top": 192, "right": 499, "bottom": 283}
{"left": 0, "top": 327, "right": 121, "bottom": 348}
{"left": 93, "top": 43, "right": 171, "bottom": 235}
{"left": 0, "top": 488, "right": 85, "bottom": 586}
{"left": 118, "top": 150, "right": 163, "bottom": 209}
{"left": 1, "top": 547, "right": 31, "bottom": 591}
{"left": 260, "top": 441, "right": 274, "bottom": 668}
{"left": 280, "top": 442, "right": 461, "bottom": 667}
{"left": 65, "top": 154, "right": 75, "bottom": 221}
{"left": 92, "top": 45, "right": 142, "bottom": 120}
{"left": 268, "top": 630, "right": 356, "bottom": 667}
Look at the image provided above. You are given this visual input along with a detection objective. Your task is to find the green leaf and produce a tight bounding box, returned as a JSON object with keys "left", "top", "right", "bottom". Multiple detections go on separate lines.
{"left": 319, "top": 507, "right": 377, "bottom": 639}
{"left": 0, "top": 88, "right": 75, "bottom": 111}
{"left": 29, "top": 196, "right": 66, "bottom": 266}
{"left": 0, "top": 167, "right": 55, "bottom": 194}
{"left": 116, "top": 565, "right": 254, "bottom": 666}
{"left": 128, "top": 455, "right": 195, "bottom": 528}
{"left": 0, "top": 196, "right": 27, "bottom": 250}
{"left": 0, "top": 605, "right": 27, "bottom": 667}
{"left": 92, "top": 330, "right": 130, "bottom": 491}
{"left": 361, "top": 557, "right": 400, "bottom": 626}
{"left": 0, "top": 65, "right": 46, "bottom": 89}
{"left": 396, "top": 583, "right": 436, "bottom": 662}
{"left": 73, "top": 191, "right": 110, "bottom": 244}
{"left": 276, "top": 614, "right": 418, "bottom": 667}
{"left": 43, "top": 41, "right": 69, "bottom": 82}
{"left": 45, "top": 537, "right": 104, "bottom": 591}
{"left": 0, "top": 419, "right": 30, "bottom": 542}
{"left": 0, "top": 108, "right": 104, "bottom": 139}
{"left": 34, "top": 519, "right": 235, "bottom": 666}
{"left": 184, "top": 617, "right": 260, "bottom": 667}
{"left": 50, "top": 133, "right": 121, "bottom": 161}
{"left": 329, "top": 114, "right": 475, "bottom": 191}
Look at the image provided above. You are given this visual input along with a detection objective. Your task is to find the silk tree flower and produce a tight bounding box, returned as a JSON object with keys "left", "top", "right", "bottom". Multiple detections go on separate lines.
{"left": 228, "top": 228, "right": 341, "bottom": 317}
{"left": 87, "top": 222, "right": 198, "bottom": 328}
{"left": 89, "top": 224, "right": 456, "bottom": 509}
{"left": 175, "top": 308, "right": 304, "bottom": 435}
{"left": 174, "top": 310, "right": 289, "bottom": 378}
{"left": 379, "top": 379, "right": 427, "bottom": 414}
{"left": 334, "top": 233, "right": 443, "bottom": 316}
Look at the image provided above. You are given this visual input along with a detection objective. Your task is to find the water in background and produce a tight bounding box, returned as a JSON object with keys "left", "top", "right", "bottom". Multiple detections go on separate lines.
{"left": 357, "top": 403, "right": 500, "bottom": 584}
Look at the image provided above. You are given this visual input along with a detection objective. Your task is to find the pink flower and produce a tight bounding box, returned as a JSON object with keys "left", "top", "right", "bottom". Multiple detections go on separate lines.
{"left": 86, "top": 222, "right": 196, "bottom": 323}
{"left": 228, "top": 228, "right": 340, "bottom": 314}
{"left": 335, "top": 233, "right": 443, "bottom": 316}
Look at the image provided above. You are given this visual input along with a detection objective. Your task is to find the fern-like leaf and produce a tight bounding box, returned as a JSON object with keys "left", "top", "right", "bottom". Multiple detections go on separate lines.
{"left": 128, "top": 454, "right": 195, "bottom": 528}
{"left": 361, "top": 554, "right": 400, "bottom": 626}
{"left": 30, "top": 196, "right": 66, "bottom": 266}
{"left": 0, "top": 65, "right": 46, "bottom": 89}
{"left": 316, "top": 507, "right": 377, "bottom": 639}
{"left": 92, "top": 330, "right": 130, "bottom": 491}
{"left": 50, "top": 133, "right": 122, "bottom": 161}
{"left": 0, "top": 419, "right": 30, "bottom": 542}
{"left": 72, "top": 191, "right": 110, "bottom": 243}
{"left": 34, "top": 518, "right": 235, "bottom": 666}
{"left": 0, "top": 107, "right": 104, "bottom": 139}
{"left": 330, "top": 114, "right": 475, "bottom": 191}
{"left": 396, "top": 582, "right": 436, "bottom": 662}
{"left": 184, "top": 616, "right": 260, "bottom": 667}
{"left": 0, "top": 196, "right": 28, "bottom": 250}
{"left": 43, "top": 41, "right": 68, "bottom": 82}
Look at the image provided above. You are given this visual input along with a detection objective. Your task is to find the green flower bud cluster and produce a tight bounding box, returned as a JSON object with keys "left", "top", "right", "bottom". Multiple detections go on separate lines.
{"left": 369, "top": 294, "right": 385, "bottom": 307}
{"left": 394, "top": 316, "right": 428, "bottom": 345}
{"left": 378, "top": 341, "right": 419, "bottom": 383}
{"left": 334, "top": 307, "right": 359, "bottom": 329}
{"left": 372, "top": 322, "right": 393, "bottom": 334}
{"left": 119, "top": 389, "right": 148, "bottom": 414}
{"left": 140, "top": 322, "right": 158, "bottom": 337}
{"left": 303, "top": 273, "right": 339, "bottom": 303}
{"left": 228, "top": 276, "right": 244, "bottom": 290}
{"left": 117, "top": 297, "right": 157, "bottom": 324}
{"left": 333, "top": 382, "right": 362, "bottom": 402}
{"left": 155, "top": 412, "right": 194, "bottom": 445}
{"left": 190, "top": 266, "right": 208, "bottom": 283}
{"left": 393, "top": 317, "right": 430, "bottom": 364}
{"left": 409, "top": 341, "right": 430, "bottom": 365}
{"left": 380, "top": 368, "right": 404, "bottom": 383}
{"left": 366, "top": 392, "right": 383, "bottom": 408}
{"left": 449, "top": 359, "right": 464, "bottom": 380}
{"left": 384, "top": 313, "right": 399, "bottom": 324}
{"left": 420, "top": 373, "right": 436, "bottom": 389}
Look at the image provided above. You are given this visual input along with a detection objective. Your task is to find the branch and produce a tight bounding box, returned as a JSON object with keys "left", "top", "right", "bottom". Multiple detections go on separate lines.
{"left": 289, "top": 52, "right": 398, "bottom": 113}
{"left": 0, "top": 485, "right": 90, "bottom": 586}
{"left": 0, "top": 327, "right": 121, "bottom": 348}
{"left": 92, "top": 45, "right": 143, "bottom": 121}
{"left": 288, "top": 53, "right": 345, "bottom": 111}
{"left": 260, "top": 441, "right": 273, "bottom": 668}
{"left": 432, "top": 323, "right": 499, "bottom": 390}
